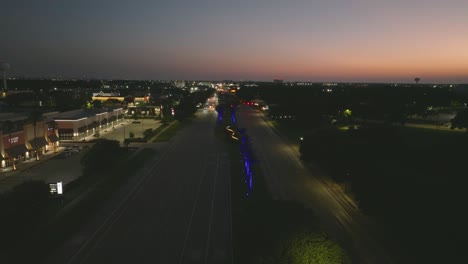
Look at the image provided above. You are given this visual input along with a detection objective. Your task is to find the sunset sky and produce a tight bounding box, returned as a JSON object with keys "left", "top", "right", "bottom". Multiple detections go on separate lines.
{"left": 1, "top": 0, "right": 468, "bottom": 83}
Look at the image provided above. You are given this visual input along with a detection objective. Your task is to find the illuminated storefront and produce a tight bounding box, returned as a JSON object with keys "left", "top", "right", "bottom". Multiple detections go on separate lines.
{"left": 1, "top": 119, "right": 58, "bottom": 169}
{"left": 53, "top": 108, "right": 124, "bottom": 141}
{"left": 2, "top": 131, "right": 29, "bottom": 169}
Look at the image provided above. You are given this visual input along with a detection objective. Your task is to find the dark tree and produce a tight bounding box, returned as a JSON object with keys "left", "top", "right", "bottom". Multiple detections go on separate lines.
{"left": 29, "top": 111, "right": 43, "bottom": 160}
{"left": 451, "top": 109, "right": 468, "bottom": 132}
{"left": 143, "top": 128, "right": 153, "bottom": 139}
{"left": 92, "top": 100, "right": 102, "bottom": 108}
{"left": 81, "top": 139, "right": 123, "bottom": 175}
{"left": 47, "top": 120, "right": 59, "bottom": 152}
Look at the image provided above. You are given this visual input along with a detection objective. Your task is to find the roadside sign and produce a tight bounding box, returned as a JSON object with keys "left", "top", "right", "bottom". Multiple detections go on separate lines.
{"left": 57, "top": 181, "right": 63, "bottom": 194}
{"left": 49, "top": 181, "right": 64, "bottom": 195}
{"left": 49, "top": 183, "right": 57, "bottom": 194}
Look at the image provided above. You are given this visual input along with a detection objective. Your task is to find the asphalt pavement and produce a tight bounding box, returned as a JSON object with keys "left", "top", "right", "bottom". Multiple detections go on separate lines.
{"left": 0, "top": 147, "right": 84, "bottom": 193}
{"left": 79, "top": 118, "right": 163, "bottom": 143}
{"left": 49, "top": 109, "right": 232, "bottom": 264}
{"left": 236, "top": 105, "right": 393, "bottom": 264}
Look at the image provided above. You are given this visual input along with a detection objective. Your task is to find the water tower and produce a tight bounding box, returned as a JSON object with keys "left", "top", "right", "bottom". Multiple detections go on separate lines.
{"left": 0, "top": 62, "right": 10, "bottom": 90}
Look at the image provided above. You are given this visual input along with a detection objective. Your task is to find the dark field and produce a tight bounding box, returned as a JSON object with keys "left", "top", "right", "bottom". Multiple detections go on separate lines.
{"left": 281, "top": 122, "right": 468, "bottom": 263}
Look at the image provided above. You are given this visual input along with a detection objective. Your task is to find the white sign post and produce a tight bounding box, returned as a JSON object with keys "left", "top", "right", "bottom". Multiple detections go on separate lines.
{"left": 57, "top": 181, "right": 63, "bottom": 195}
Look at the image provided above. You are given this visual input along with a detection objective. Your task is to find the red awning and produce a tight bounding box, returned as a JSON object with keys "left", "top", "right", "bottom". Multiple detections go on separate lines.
{"left": 5, "top": 145, "right": 28, "bottom": 158}
{"left": 29, "top": 137, "right": 48, "bottom": 149}
{"left": 48, "top": 134, "right": 60, "bottom": 143}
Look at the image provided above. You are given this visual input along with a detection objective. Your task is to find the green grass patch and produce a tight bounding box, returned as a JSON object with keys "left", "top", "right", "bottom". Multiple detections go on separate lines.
{"left": 147, "top": 123, "right": 169, "bottom": 140}
{"left": 299, "top": 124, "right": 468, "bottom": 263}
{"left": 152, "top": 121, "right": 185, "bottom": 142}
{"left": 267, "top": 119, "right": 306, "bottom": 147}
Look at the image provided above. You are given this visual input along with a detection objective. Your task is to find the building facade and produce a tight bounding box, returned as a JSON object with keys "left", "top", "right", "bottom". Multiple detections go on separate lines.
{"left": 51, "top": 108, "right": 124, "bottom": 141}
{"left": 0, "top": 119, "right": 58, "bottom": 169}
{"left": 0, "top": 107, "right": 125, "bottom": 170}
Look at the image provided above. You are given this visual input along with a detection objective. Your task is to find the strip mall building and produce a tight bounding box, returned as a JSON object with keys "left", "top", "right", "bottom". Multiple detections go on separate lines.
{"left": 0, "top": 116, "right": 58, "bottom": 169}
{"left": 51, "top": 108, "right": 124, "bottom": 140}
{"left": 0, "top": 107, "right": 124, "bottom": 170}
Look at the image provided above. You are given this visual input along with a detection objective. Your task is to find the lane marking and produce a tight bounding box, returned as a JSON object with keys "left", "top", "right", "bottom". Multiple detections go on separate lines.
{"left": 66, "top": 132, "right": 184, "bottom": 264}
{"left": 226, "top": 160, "right": 234, "bottom": 264}
{"left": 204, "top": 153, "right": 219, "bottom": 264}
{"left": 178, "top": 154, "right": 209, "bottom": 264}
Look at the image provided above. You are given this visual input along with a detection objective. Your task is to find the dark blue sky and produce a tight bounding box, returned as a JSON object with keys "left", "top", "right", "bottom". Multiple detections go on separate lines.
{"left": 1, "top": 0, "right": 468, "bottom": 82}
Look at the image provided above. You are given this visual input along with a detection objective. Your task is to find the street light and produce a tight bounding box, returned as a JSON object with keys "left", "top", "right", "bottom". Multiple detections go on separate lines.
{"left": 96, "top": 112, "right": 106, "bottom": 136}
{"left": 85, "top": 119, "right": 89, "bottom": 138}
{"left": 141, "top": 111, "right": 144, "bottom": 135}
{"left": 114, "top": 109, "right": 118, "bottom": 128}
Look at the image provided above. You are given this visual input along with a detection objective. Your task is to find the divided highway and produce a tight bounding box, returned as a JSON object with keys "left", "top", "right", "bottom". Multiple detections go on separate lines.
{"left": 50, "top": 103, "right": 390, "bottom": 263}
{"left": 50, "top": 109, "right": 232, "bottom": 264}
{"left": 237, "top": 105, "right": 393, "bottom": 264}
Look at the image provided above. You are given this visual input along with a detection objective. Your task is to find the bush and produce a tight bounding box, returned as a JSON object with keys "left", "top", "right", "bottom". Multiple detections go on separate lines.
{"left": 128, "top": 137, "right": 147, "bottom": 143}
{"left": 143, "top": 128, "right": 153, "bottom": 139}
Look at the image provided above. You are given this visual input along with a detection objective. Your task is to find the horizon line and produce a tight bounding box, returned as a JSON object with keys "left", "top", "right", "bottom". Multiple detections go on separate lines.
{"left": 4, "top": 77, "right": 467, "bottom": 85}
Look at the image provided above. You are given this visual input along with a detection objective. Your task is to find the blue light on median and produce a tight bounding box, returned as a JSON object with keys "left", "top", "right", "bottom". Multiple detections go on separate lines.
{"left": 217, "top": 106, "right": 223, "bottom": 124}
{"left": 231, "top": 107, "right": 236, "bottom": 125}
{"left": 240, "top": 129, "right": 253, "bottom": 197}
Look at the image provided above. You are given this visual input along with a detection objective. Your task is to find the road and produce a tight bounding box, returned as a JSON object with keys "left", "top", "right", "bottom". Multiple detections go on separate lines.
{"left": 50, "top": 109, "right": 232, "bottom": 264}
{"left": 237, "top": 105, "right": 392, "bottom": 263}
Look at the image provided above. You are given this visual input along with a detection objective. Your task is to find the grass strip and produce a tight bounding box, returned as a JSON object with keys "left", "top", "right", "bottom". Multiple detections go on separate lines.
{"left": 152, "top": 121, "right": 185, "bottom": 142}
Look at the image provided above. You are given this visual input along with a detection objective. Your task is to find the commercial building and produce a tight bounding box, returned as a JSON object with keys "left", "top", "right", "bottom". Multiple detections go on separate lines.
{"left": 0, "top": 113, "right": 58, "bottom": 170}
{"left": 0, "top": 107, "right": 124, "bottom": 170}
{"left": 127, "top": 105, "right": 161, "bottom": 117}
{"left": 91, "top": 91, "right": 149, "bottom": 104}
{"left": 50, "top": 108, "right": 125, "bottom": 141}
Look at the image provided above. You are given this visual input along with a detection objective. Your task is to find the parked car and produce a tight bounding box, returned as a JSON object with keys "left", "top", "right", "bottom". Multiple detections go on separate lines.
{"left": 63, "top": 147, "right": 79, "bottom": 154}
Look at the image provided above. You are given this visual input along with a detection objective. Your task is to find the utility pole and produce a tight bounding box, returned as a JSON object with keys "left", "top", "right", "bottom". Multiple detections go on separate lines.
{"left": 123, "top": 111, "right": 126, "bottom": 147}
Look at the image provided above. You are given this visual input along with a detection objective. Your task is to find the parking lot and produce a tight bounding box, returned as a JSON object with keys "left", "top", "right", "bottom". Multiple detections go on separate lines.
{"left": 79, "top": 118, "right": 163, "bottom": 144}
{"left": 0, "top": 146, "right": 85, "bottom": 193}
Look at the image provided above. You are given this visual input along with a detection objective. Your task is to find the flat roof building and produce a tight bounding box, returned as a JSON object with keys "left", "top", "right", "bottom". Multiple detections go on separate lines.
{"left": 49, "top": 108, "right": 124, "bottom": 141}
